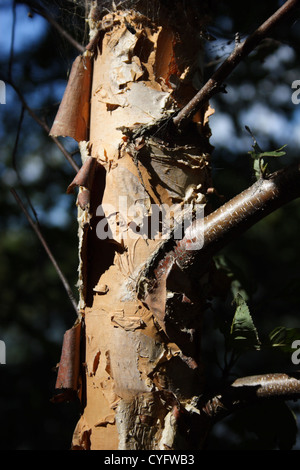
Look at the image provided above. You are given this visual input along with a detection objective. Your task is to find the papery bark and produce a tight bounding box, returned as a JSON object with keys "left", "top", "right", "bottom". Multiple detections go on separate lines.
{"left": 66, "top": 2, "right": 214, "bottom": 450}
{"left": 45, "top": 0, "right": 300, "bottom": 451}
{"left": 50, "top": 54, "right": 92, "bottom": 142}
{"left": 51, "top": 0, "right": 300, "bottom": 451}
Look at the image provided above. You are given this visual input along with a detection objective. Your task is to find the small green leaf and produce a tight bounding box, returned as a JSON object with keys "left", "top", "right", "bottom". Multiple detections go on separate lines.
{"left": 245, "top": 126, "right": 287, "bottom": 179}
{"left": 268, "top": 326, "right": 300, "bottom": 354}
{"left": 229, "top": 293, "right": 260, "bottom": 351}
{"left": 258, "top": 144, "right": 287, "bottom": 158}
{"left": 252, "top": 156, "right": 262, "bottom": 179}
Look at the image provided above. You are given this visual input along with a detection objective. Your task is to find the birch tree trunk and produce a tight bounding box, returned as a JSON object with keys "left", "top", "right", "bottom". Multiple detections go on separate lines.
{"left": 53, "top": 0, "right": 214, "bottom": 450}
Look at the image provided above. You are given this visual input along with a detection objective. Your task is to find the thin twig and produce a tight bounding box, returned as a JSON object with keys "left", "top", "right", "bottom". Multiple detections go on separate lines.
{"left": 38, "top": 7, "right": 85, "bottom": 54}
{"left": 12, "top": 105, "right": 39, "bottom": 223}
{"left": 18, "top": 0, "right": 85, "bottom": 53}
{"left": 173, "top": 0, "right": 300, "bottom": 128}
{"left": 5, "top": 78, "right": 79, "bottom": 173}
{"left": 11, "top": 188, "right": 79, "bottom": 315}
{"left": 8, "top": 0, "right": 16, "bottom": 81}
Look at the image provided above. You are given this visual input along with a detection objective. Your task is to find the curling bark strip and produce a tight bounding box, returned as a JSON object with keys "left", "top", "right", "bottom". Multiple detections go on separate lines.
{"left": 50, "top": 54, "right": 92, "bottom": 143}
{"left": 55, "top": 322, "right": 82, "bottom": 391}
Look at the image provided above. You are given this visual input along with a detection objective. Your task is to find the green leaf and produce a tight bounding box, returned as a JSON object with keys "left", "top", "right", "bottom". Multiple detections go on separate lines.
{"left": 257, "top": 144, "right": 287, "bottom": 158}
{"left": 252, "top": 156, "right": 262, "bottom": 180}
{"left": 268, "top": 326, "right": 300, "bottom": 354}
{"left": 245, "top": 126, "right": 287, "bottom": 179}
{"left": 229, "top": 293, "right": 260, "bottom": 351}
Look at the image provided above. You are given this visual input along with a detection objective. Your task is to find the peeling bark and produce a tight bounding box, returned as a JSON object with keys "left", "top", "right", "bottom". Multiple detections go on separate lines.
{"left": 78, "top": 5, "right": 212, "bottom": 450}
{"left": 53, "top": 2, "right": 214, "bottom": 450}
{"left": 50, "top": 0, "right": 300, "bottom": 450}
{"left": 55, "top": 321, "right": 82, "bottom": 392}
{"left": 50, "top": 54, "right": 92, "bottom": 142}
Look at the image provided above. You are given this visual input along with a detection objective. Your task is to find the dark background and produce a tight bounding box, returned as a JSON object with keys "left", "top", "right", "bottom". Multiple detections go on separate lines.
{"left": 1, "top": 0, "right": 300, "bottom": 449}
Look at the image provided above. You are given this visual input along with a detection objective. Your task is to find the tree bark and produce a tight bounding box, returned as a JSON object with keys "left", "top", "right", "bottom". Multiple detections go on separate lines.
{"left": 50, "top": 0, "right": 300, "bottom": 451}
{"left": 65, "top": 1, "right": 214, "bottom": 450}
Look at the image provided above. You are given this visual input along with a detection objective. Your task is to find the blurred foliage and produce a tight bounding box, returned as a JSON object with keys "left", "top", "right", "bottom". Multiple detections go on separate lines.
{"left": 0, "top": 0, "right": 300, "bottom": 450}
{"left": 201, "top": 0, "right": 300, "bottom": 451}
{"left": 0, "top": 0, "right": 82, "bottom": 449}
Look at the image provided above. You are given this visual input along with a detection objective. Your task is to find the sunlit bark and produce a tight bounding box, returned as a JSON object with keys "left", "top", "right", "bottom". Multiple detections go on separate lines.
{"left": 70, "top": 1, "right": 213, "bottom": 450}
{"left": 49, "top": 0, "right": 300, "bottom": 450}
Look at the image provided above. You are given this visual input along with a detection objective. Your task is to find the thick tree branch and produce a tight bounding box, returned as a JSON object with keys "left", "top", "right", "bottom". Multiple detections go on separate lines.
{"left": 139, "top": 164, "right": 300, "bottom": 325}
{"left": 201, "top": 372, "right": 300, "bottom": 423}
{"left": 173, "top": 0, "right": 300, "bottom": 128}
{"left": 169, "top": 371, "right": 300, "bottom": 447}
{"left": 175, "top": 163, "right": 300, "bottom": 279}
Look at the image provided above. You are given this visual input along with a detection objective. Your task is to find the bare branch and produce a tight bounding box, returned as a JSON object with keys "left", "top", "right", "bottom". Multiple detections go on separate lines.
{"left": 139, "top": 163, "right": 300, "bottom": 326}
{"left": 12, "top": 105, "right": 40, "bottom": 224}
{"left": 8, "top": 1, "right": 17, "bottom": 81}
{"left": 202, "top": 372, "right": 300, "bottom": 423}
{"left": 5, "top": 79, "right": 80, "bottom": 173}
{"left": 11, "top": 189, "right": 79, "bottom": 315}
{"left": 173, "top": 0, "right": 300, "bottom": 128}
{"left": 17, "top": 0, "right": 85, "bottom": 53}
{"left": 176, "top": 163, "right": 300, "bottom": 279}
{"left": 38, "top": 8, "right": 85, "bottom": 54}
